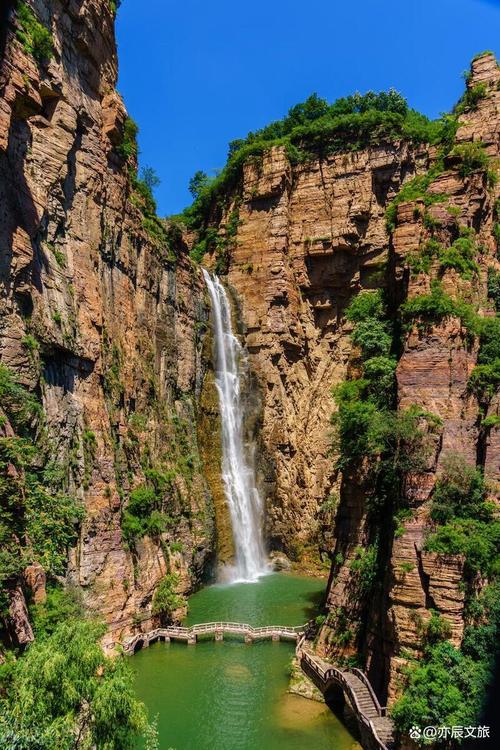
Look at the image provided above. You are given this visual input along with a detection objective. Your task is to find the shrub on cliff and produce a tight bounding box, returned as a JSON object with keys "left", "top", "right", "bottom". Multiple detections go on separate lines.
{"left": 345, "top": 290, "right": 392, "bottom": 358}
{"left": 0, "top": 363, "right": 40, "bottom": 432}
{"left": 462, "top": 581, "right": 500, "bottom": 664}
{"left": 385, "top": 159, "right": 450, "bottom": 233}
{"left": 121, "top": 481, "right": 175, "bottom": 545}
{"left": 352, "top": 320, "right": 392, "bottom": 358}
{"left": 117, "top": 117, "right": 139, "bottom": 161}
{"left": 332, "top": 381, "right": 385, "bottom": 463}
{"left": 450, "top": 141, "right": 490, "bottom": 178}
{"left": 468, "top": 316, "right": 500, "bottom": 402}
{"left": 430, "top": 455, "right": 492, "bottom": 524}
{"left": 477, "top": 316, "right": 500, "bottom": 365}
{"left": 487, "top": 268, "right": 500, "bottom": 311}
{"left": 454, "top": 82, "right": 488, "bottom": 114}
{"left": 438, "top": 233, "right": 480, "bottom": 279}
{"left": 16, "top": 1, "right": 53, "bottom": 64}
{"left": 468, "top": 361, "right": 500, "bottom": 402}
{"left": 391, "top": 641, "right": 488, "bottom": 737}
{"left": 344, "top": 289, "right": 385, "bottom": 322}
{"left": 31, "top": 584, "right": 84, "bottom": 639}
{"left": 0, "top": 366, "right": 83, "bottom": 613}
{"left": 401, "top": 281, "right": 479, "bottom": 332}
{"left": 363, "top": 356, "right": 397, "bottom": 403}
{"left": 425, "top": 519, "right": 500, "bottom": 578}
{"left": 152, "top": 574, "right": 183, "bottom": 620}
{"left": 393, "top": 587, "right": 499, "bottom": 741}
{"left": 425, "top": 453, "right": 498, "bottom": 579}
{"left": 333, "top": 290, "right": 436, "bottom": 475}
{"left": 349, "top": 545, "right": 379, "bottom": 595}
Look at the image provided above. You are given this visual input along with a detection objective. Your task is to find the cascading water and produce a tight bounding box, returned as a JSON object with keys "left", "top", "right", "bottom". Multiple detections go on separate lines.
{"left": 203, "top": 270, "right": 268, "bottom": 583}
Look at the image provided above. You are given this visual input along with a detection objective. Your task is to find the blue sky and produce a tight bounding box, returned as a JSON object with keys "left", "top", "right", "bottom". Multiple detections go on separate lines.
{"left": 116, "top": 0, "right": 499, "bottom": 216}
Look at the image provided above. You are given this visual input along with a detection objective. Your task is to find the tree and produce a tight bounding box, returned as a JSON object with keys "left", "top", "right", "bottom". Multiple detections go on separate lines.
{"left": 188, "top": 170, "right": 210, "bottom": 199}
{"left": 140, "top": 166, "right": 161, "bottom": 193}
{"left": 286, "top": 93, "right": 330, "bottom": 129}
{"left": 0, "top": 620, "right": 148, "bottom": 750}
{"left": 391, "top": 641, "right": 489, "bottom": 737}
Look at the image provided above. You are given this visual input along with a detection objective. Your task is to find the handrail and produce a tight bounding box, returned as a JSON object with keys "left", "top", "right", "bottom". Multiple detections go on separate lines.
{"left": 122, "top": 624, "right": 392, "bottom": 750}
{"left": 123, "top": 621, "right": 306, "bottom": 651}
{"left": 298, "top": 649, "right": 392, "bottom": 750}
{"left": 348, "top": 667, "right": 387, "bottom": 717}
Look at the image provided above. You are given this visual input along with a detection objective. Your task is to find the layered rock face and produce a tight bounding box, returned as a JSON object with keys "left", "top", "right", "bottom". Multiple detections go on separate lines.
{"left": 222, "top": 140, "right": 428, "bottom": 553}
{"left": 0, "top": 0, "right": 215, "bottom": 648}
{"left": 204, "top": 54, "right": 499, "bottom": 702}
{"left": 375, "top": 54, "right": 499, "bottom": 700}
{"left": 318, "top": 54, "right": 500, "bottom": 701}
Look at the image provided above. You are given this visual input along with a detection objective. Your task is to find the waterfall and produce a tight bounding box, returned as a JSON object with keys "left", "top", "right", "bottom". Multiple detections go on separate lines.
{"left": 202, "top": 270, "right": 268, "bottom": 583}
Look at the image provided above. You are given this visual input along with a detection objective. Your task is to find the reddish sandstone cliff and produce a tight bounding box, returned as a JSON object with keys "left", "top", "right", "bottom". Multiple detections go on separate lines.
{"left": 222, "top": 138, "right": 426, "bottom": 554}
{"left": 317, "top": 53, "right": 499, "bottom": 701}
{"left": 201, "top": 53, "right": 499, "bottom": 701}
{"left": 0, "top": 0, "right": 216, "bottom": 649}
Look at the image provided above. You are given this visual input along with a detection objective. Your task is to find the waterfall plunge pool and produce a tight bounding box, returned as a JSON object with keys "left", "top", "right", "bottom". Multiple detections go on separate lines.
{"left": 131, "top": 277, "right": 360, "bottom": 748}
{"left": 131, "top": 573, "right": 361, "bottom": 750}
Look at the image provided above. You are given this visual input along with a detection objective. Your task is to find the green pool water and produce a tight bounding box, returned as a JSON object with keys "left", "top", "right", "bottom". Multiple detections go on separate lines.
{"left": 131, "top": 573, "right": 360, "bottom": 750}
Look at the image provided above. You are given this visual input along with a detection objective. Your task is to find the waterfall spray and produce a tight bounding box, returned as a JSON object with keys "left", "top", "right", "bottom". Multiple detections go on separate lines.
{"left": 203, "top": 270, "right": 268, "bottom": 583}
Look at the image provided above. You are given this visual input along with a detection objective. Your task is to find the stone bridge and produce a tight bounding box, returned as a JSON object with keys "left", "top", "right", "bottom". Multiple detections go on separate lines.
{"left": 123, "top": 623, "right": 394, "bottom": 750}
{"left": 123, "top": 621, "right": 304, "bottom": 653}
{"left": 298, "top": 644, "right": 394, "bottom": 750}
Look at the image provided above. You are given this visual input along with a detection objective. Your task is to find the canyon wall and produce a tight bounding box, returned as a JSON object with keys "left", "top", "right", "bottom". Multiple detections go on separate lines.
{"left": 203, "top": 53, "right": 499, "bottom": 700}
{"left": 222, "top": 136, "right": 426, "bottom": 554}
{"left": 374, "top": 54, "right": 499, "bottom": 700}
{"left": 0, "top": 0, "right": 216, "bottom": 649}
{"left": 319, "top": 53, "right": 499, "bottom": 702}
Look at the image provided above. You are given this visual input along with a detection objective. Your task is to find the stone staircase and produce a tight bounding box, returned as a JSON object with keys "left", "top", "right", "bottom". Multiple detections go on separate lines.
{"left": 298, "top": 646, "right": 395, "bottom": 750}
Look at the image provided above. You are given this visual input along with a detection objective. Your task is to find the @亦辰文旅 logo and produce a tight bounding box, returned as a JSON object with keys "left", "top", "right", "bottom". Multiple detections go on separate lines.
{"left": 409, "top": 726, "right": 491, "bottom": 741}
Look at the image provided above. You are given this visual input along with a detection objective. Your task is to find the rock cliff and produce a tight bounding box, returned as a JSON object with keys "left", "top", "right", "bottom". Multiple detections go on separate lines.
{"left": 192, "top": 51, "right": 499, "bottom": 709}
{"left": 223, "top": 140, "right": 423, "bottom": 555}
{"left": 320, "top": 53, "right": 499, "bottom": 703}
{"left": 0, "top": 0, "right": 216, "bottom": 649}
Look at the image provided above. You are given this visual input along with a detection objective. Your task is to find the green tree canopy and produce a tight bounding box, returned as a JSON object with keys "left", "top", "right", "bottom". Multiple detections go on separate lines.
{"left": 0, "top": 619, "right": 148, "bottom": 750}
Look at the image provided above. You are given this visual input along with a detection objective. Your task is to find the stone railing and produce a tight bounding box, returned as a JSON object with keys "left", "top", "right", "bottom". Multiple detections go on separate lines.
{"left": 123, "top": 621, "right": 306, "bottom": 654}
{"left": 298, "top": 648, "right": 394, "bottom": 750}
